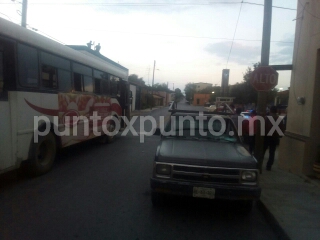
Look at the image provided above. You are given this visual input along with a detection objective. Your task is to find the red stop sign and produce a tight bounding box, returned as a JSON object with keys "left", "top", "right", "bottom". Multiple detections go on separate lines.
{"left": 250, "top": 66, "right": 278, "bottom": 91}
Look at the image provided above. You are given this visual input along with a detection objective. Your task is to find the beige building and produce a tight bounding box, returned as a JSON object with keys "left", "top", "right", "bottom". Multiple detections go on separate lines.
{"left": 278, "top": 0, "right": 320, "bottom": 176}
{"left": 195, "top": 82, "right": 212, "bottom": 92}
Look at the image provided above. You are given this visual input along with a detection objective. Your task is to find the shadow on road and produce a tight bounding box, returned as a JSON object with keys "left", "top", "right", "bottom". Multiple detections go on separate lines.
{"left": 151, "top": 194, "right": 254, "bottom": 218}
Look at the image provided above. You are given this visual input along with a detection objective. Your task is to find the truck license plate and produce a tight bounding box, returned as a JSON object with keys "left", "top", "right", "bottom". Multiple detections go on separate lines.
{"left": 193, "top": 187, "right": 215, "bottom": 199}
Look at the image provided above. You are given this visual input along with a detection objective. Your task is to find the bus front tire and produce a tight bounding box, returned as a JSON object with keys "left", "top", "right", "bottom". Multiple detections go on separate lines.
{"left": 28, "top": 132, "right": 56, "bottom": 176}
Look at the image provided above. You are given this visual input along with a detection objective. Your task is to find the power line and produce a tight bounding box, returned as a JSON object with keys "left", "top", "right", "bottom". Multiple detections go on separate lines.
{"left": 26, "top": 24, "right": 67, "bottom": 45}
{"left": 243, "top": 1, "right": 296, "bottom": 11}
{"left": 2, "top": 2, "right": 240, "bottom": 6}
{"left": 0, "top": 1, "right": 297, "bottom": 10}
{"left": 226, "top": 1, "right": 243, "bottom": 68}
{"left": 54, "top": 27, "right": 294, "bottom": 43}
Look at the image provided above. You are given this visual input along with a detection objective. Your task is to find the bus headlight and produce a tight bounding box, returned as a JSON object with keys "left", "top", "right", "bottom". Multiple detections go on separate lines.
{"left": 241, "top": 170, "right": 257, "bottom": 182}
{"left": 156, "top": 164, "right": 171, "bottom": 176}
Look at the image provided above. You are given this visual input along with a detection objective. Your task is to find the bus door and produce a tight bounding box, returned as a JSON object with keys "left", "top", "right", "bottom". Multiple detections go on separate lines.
{"left": 0, "top": 39, "right": 16, "bottom": 172}
{"left": 119, "top": 79, "right": 130, "bottom": 123}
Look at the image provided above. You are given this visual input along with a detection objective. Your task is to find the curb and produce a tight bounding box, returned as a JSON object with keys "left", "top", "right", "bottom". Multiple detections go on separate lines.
{"left": 298, "top": 173, "right": 320, "bottom": 189}
{"left": 256, "top": 200, "right": 291, "bottom": 240}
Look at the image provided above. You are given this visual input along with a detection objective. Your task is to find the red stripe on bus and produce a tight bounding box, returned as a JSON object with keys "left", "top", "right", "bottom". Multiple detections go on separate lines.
{"left": 25, "top": 98, "right": 59, "bottom": 116}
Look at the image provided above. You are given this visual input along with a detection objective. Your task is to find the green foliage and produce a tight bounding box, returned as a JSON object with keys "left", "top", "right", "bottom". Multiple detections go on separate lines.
{"left": 153, "top": 83, "right": 170, "bottom": 92}
{"left": 230, "top": 62, "right": 279, "bottom": 105}
{"left": 174, "top": 88, "right": 184, "bottom": 102}
{"left": 230, "top": 81, "right": 257, "bottom": 104}
{"left": 128, "top": 74, "right": 145, "bottom": 86}
{"left": 198, "top": 86, "right": 213, "bottom": 94}
{"left": 184, "top": 83, "right": 196, "bottom": 102}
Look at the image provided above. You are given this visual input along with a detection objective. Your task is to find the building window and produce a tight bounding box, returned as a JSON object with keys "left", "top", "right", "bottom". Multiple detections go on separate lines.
{"left": 197, "top": 99, "right": 200, "bottom": 105}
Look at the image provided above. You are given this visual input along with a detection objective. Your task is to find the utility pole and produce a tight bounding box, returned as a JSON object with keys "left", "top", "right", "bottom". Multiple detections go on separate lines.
{"left": 21, "top": 0, "right": 28, "bottom": 28}
{"left": 255, "top": 0, "right": 273, "bottom": 172}
{"left": 166, "top": 82, "right": 169, "bottom": 105}
{"left": 151, "top": 60, "right": 156, "bottom": 110}
{"left": 147, "top": 66, "right": 150, "bottom": 85}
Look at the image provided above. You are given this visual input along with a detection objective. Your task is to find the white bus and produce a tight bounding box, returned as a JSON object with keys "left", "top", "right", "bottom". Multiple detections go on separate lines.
{"left": 0, "top": 18, "right": 130, "bottom": 176}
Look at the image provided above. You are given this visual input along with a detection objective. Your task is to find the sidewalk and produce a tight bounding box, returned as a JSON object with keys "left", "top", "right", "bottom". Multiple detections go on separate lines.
{"left": 259, "top": 149, "right": 320, "bottom": 240}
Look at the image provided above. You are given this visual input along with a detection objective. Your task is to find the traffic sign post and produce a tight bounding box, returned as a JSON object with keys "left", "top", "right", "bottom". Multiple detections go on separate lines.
{"left": 250, "top": 66, "right": 279, "bottom": 172}
{"left": 250, "top": 66, "right": 279, "bottom": 91}
{"left": 254, "top": 0, "right": 274, "bottom": 173}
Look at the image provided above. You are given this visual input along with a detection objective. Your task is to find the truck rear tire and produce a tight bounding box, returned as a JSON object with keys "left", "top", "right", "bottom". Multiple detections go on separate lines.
{"left": 99, "top": 121, "right": 116, "bottom": 144}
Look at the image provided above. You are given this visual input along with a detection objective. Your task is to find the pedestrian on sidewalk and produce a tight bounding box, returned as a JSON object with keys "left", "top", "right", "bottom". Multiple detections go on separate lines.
{"left": 264, "top": 106, "right": 285, "bottom": 171}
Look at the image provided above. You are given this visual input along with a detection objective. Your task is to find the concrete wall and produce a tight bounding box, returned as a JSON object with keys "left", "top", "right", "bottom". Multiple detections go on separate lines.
{"left": 279, "top": 0, "right": 320, "bottom": 175}
{"left": 193, "top": 93, "right": 211, "bottom": 106}
{"left": 154, "top": 91, "right": 167, "bottom": 106}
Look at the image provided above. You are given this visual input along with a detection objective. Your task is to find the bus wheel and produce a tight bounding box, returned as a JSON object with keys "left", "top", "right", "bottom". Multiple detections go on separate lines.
{"left": 106, "top": 121, "right": 116, "bottom": 143}
{"left": 28, "top": 132, "right": 56, "bottom": 176}
{"left": 98, "top": 121, "right": 116, "bottom": 144}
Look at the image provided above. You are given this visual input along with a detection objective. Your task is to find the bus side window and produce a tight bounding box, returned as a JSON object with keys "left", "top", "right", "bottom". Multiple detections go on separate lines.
{"left": 83, "top": 76, "right": 93, "bottom": 93}
{"left": 73, "top": 73, "right": 83, "bottom": 92}
{"left": 102, "top": 78, "right": 110, "bottom": 95}
{"left": 17, "top": 43, "right": 39, "bottom": 87}
{"left": 41, "top": 65, "right": 58, "bottom": 89}
{"left": 0, "top": 51, "right": 3, "bottom": 95}
{"left": 110, "top": 75, "right": 120, "bottom": 96}
{"left": 94, "top": 79, "right": 101, "bottom": 94}
{"left": 40, "top": 51, "right": 71, "bottom": 92}
{"left": 58, "top": 70, "right": 71, "bottom": 92}
{"left": 0, "top": 40, "right": 16, "bottom": 100}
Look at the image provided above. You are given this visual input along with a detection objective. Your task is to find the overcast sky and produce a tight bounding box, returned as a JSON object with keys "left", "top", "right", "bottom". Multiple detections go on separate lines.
{"left": 1, "top": 0, "right": 298, "bottom": 92}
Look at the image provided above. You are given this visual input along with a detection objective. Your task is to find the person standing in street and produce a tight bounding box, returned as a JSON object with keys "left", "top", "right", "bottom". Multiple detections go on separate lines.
{"left": 264, "top": 106, "right": 285, "bottom": 171}
{"left": 231, "top": 107, "right": 242, "bottom": 130}
{"left": 248, "top": 110, "right": 257, "bottom": 155}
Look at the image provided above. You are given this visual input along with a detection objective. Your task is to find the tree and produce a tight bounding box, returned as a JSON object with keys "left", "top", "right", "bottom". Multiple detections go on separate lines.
{"left": 174, "top": 88, "right": 184, "bottom": 103}
{"left": 153, "top": 83, "right": 170, "bottom": 92}
{"left": 230, "top": 62, "right": 279, "bottom": 107}
{"left": 184, "top": 83, "right": 196, "bottom": 102}
{"left": 128, "top": 74, "right": 145, "bottom": 86}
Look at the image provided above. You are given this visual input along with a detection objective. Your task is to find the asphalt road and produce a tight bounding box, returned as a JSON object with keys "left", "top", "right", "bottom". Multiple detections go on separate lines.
{"left": 0, "top": 101, "right": 278, "bottom": 240}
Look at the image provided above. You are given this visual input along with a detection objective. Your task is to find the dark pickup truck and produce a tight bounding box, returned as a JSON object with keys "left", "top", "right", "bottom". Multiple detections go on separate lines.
{"left": 151, "top": 110, "right": 261, "bottom": 213}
